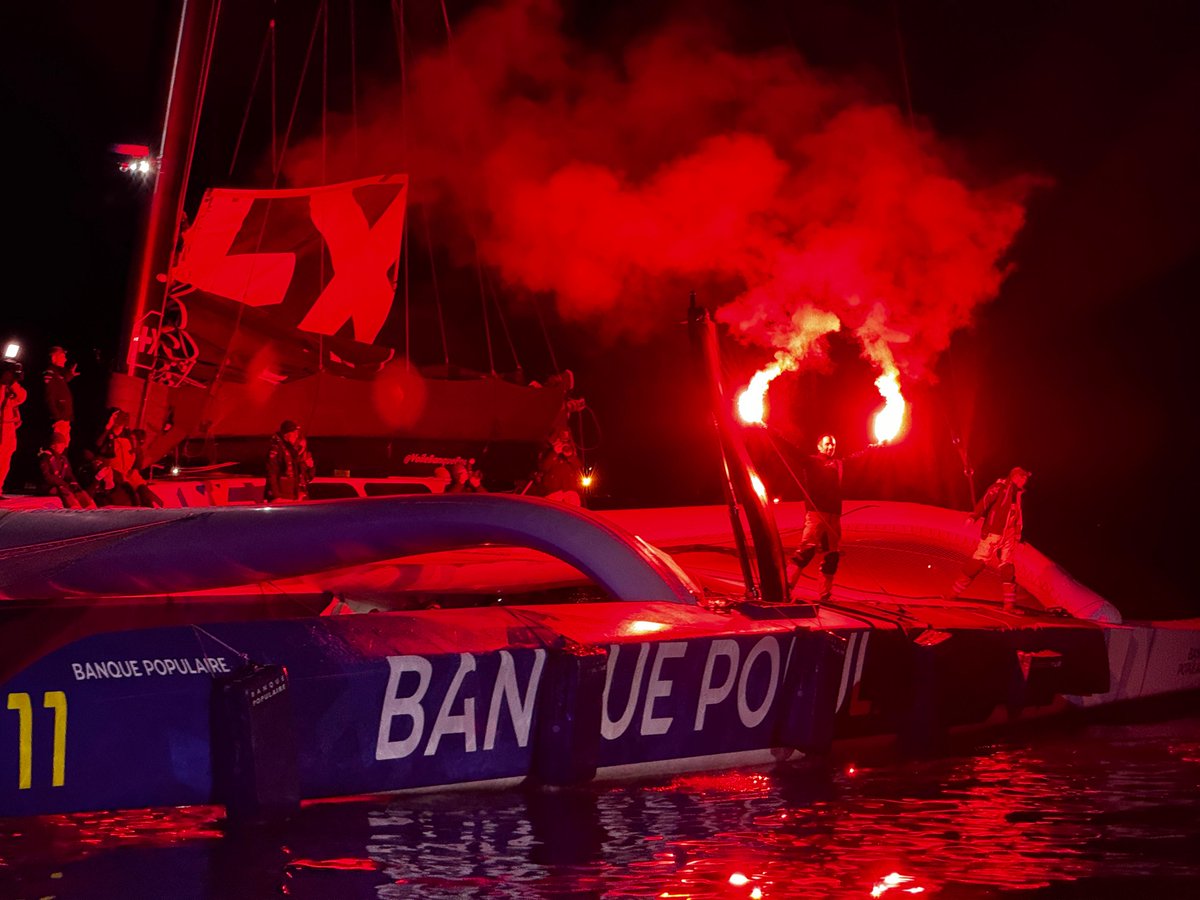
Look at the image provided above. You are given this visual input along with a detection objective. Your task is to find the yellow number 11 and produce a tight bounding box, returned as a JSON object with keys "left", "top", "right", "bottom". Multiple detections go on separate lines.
{"left": 7, "top": 692, "right": 67, "bottom": 789}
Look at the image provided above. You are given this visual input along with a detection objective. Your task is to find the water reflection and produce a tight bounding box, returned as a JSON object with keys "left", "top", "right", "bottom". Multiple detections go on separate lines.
{"left": 1, "top": 717, "right": 1198, "bottom": 898}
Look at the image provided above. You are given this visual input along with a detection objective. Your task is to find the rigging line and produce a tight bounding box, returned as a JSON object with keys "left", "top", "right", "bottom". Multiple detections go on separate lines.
{"left": 389, "top": 0, "right": 412, "bottom": 367}
{"left": 436, "top": 0, "right": 454, "bottom": 46}
{"left": 421, "top": 205, "right": 450, "bottom": 367}
{"left": 319, "top": 0, "right": 328, "bottom": 389}
{"left": 406, "top": 0, "right": 498, "bottom": 378}
{"left": 485, "top": 271, "right": 522, "bottom": 375}
{"left": 579, "top": 403, "right": 602, "bottom": 453}
{"left": 322, "top": 0, "right": 328, "bottom": 184}
{"left": 272, "top": 0, "right": 326, "bottom": 180}
{"left": 227, "top": 20, "right": 273, "bottom": 178}
{"left": 532, "top": 294, "right": 561, "bottom": 375}
{"left": 387, "top": 0, "right": 409, "bottom": 165}
{"left": 306, "top": 0, "right": 331, "bottom": 429}
{"left": 157, "top": 0, "right": 193, "bottom": 157}
{"left": 890, "top": 0, "right": 917, "bottom": 130}
{"left": 401, "top": 207, "right": 410, "bottom": 368}
{"left": 350, "top": 0, "right": 359, "bottom": 168}
{"left": 474, "top": 241, "right": 497, "bottom": 375}
{"left": 190, "top": 623, "right": 251, "bottom": 665}
{"left": 207, "top": 0, "right": 321, "bottom": 412}
{"left": 270, "top": 8, "right": 277, "bottom": 166}
{"left": 207, "top": 0, "right": 321, "bottom": 409}
{"left": 817, "top": 598, "right": 913, "bottom": 630}
{"left": 942, "top": 342, "right": 978, "bottom": 507}
{"left": 177, "top": 0, "right": 221, "bottom": 248}
{"left": 762, "top": 427, "right": 818, "bottom": 511}
{"left": 258, "top": 579, "right": 328, "bottom": 617}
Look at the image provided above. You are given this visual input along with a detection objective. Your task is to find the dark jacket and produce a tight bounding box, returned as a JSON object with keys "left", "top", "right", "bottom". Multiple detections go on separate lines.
{"left": 533, "top": 450, "right": 581, "bottom": 495}
{"left": 798, "top": 445, "right": 877, "bottom": 514}
{"left": 799, "top": 455, "right": 845, "bottom": 514}
{"left": 42, "top": 365, "right": 75, "bottom": 423}
{"left": 39, "top": 448, "right": 81, "bottom": 496}
{"left": 265, "top": 433, "right": 312, "bottom": 501}
{"left": 972, "top": 478, "right": 1024, "bottom": 539}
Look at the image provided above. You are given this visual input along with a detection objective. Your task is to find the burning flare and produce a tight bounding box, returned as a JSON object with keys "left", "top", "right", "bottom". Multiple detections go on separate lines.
{"left": 733, "top": 307, "right": 906, "bottom": 443}
{"left": 871, "top": 367, "right": 906, "bottom": 443}
{"left": 736, "top": 363, "right": 783, "bottom": 425}
{"left": 735, "top": 347, "right": 807, "bottom": 425}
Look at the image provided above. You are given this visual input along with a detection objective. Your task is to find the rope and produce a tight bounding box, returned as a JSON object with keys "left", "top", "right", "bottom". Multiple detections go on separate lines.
{"left": 272, "top": 0, "right": 324, "bottom": 179}
{"left": 533, "top": 295, "right": 561, "bottom": 374}
{"left": 270, "top": 11, "right": 277, "bottom": 165}
{"left": 474, "top": 241, "right": 497, "bottom": 375}
{"left": 890, "top": 0, "right": 917, "bottom": 131}
{"left": 349, "top": 0, "right": 359, "bottom": 168}
{"left": 762, "top": 427, "right": 818, "bottom": 511}
{"left": 175, "top": 0, "right": 222, "bottom": 256}
{"left": 420, "top": 205, "right": 450, "bottom": 367}
{"left": 486, "top": 271, "right": 522, "bottom": 375}
{"left": 401, "top": 210, "right": 411, "bottom": 368}
{"left": 227, "top": 20, "right": 273, "bottom": 178}
{"left": 436, "top": 0, "right": 453, "bottom": 46}
{"left": 400, "top": 0, "right": 508, "bottom": 379}
{"left": 390, "top": 0, "right": 414, "bottom": 367}
{"left": 190, "top": 623, "right": 251, "bottom": 668}
{"left": 207, "top": 0, "right": 323, "bottom": 415}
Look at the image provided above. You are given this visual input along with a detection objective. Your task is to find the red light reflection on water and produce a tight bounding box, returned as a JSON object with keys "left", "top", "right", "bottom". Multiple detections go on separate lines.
{"left": 662, "top": 771, "right": 775, "bottom": 796}
{"left": 0, "top": 805, "right": 226, "bottom": 866}
{"left": 3, "top": 721, "right": 1197, "bottom": 898}
{"left": 870, "top": 871, "right": 927, "bottom": 896}
{"left": 288, "top": 856, "right": 378, "bottom": 871}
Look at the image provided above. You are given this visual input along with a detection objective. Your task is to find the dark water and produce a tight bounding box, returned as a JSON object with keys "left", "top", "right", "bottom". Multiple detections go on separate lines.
{"left": 2, "top": 715, "right": 1199, "bottom": 899}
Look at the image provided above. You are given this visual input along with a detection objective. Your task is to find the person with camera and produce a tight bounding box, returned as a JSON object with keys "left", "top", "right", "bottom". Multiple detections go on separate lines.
{"left": 0, "top": 361, "right": 27, "bottom": 493}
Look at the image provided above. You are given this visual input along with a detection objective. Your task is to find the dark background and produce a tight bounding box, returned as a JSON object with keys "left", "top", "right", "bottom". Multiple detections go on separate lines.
{"left": 2, "top": 1, "right": 1196, "bottom": 617}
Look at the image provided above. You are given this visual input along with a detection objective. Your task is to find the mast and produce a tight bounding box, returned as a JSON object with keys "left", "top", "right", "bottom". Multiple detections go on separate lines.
{"left": 687, "top": 297, "right": 790, "bottom": 604}
{"left": 115, "top": 0, "right": 219, "bottom": 394}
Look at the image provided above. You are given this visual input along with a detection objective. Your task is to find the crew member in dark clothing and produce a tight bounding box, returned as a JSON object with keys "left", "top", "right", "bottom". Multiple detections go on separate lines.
{"left": 39, "top": 433, "right": 96, "bottom": 508}
{"left": 949, "top": 467, "right": 1031, "bottom": 609}
{"left": 532, "top": 429, "right": 583, "bottom": 506}
{"left": 264, "top": 420, "right": 313, "bottom": 503}
{"left": 43, "top": 346, "right": 77, "bottom": 447}
{"left": 787, "top": 433, "right": 874, "bottom": 604}
{"left": 77, "top": 449, "right": 121, "bottom": 506}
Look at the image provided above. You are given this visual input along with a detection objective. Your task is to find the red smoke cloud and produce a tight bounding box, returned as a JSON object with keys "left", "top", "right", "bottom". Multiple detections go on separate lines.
{"left": 287, "top": 0, "right": 1036, "bottom": 379}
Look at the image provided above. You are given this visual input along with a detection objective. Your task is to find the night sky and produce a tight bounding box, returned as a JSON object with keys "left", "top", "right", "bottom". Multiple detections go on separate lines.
{"left": 2, "top": 1, "right": 1197, "bottom": 616}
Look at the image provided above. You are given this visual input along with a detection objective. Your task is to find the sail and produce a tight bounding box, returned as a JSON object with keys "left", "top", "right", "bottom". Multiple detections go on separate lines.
{"left": 118, "top": 175, "right": 567, "bottom": 473}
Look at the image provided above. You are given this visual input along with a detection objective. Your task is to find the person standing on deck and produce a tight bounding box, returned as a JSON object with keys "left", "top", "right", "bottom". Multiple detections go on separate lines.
{"left": 949, "top": 466, "right": 1031, "bottom": 609}
{"left": 42, "top": 346, "right": 77, "bottom": 447}
{"left": 264, "top": 420, "right": 312, "bottom": 503}
{"left": 0, "top": 362, "right": 27, "bottom": 493}
{"left": 787, "top": 433, "right": 877, "bottom": 604}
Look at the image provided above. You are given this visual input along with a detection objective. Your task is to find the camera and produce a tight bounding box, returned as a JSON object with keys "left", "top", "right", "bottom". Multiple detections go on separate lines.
{"left": 0, "top": 359, "right": 22, "bottom": 381}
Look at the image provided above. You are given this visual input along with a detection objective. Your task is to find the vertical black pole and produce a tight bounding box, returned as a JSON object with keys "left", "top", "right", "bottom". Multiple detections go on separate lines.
{"left": 687, "top": 296, "right": 790, "bottom": 604}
